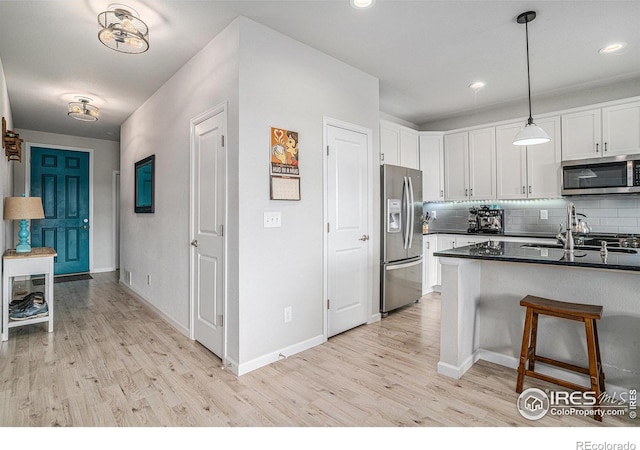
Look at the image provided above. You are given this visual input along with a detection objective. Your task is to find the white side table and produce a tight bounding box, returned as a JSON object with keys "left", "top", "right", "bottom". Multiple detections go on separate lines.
{"left": 2, "top": 247, "right": 57, "bottom": 341}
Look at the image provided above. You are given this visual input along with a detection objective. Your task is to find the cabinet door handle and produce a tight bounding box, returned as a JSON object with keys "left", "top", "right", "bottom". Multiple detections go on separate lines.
{"left": 529, "top": 186, "right": 532, "bottom": 194}
{"left": 604, "top": 142, "right": 608, "bottom": 152}
{"left": 465, "top": 188, "right": 468, "bottom": 196}
{"left": 522, "top": 186, "right": 526, "bottom": 194}
{"left": 596, "top": 143, "right": 599, "bottom": 153}
{"left": 470, "top": 188, "right": 473, "bottom": 196}
{"left": 426, "top": 242, "right": 430, "bottom": 249}
{"left": 440, "top": 190, "right": 443, "bottom": 197}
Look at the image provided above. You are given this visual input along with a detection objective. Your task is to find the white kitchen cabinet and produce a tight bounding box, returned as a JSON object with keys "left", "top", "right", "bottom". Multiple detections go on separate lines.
{"left": 380, "top": 121, "right": 400, "bottom": 165}
{"left": 496, "top": 116, "right": 561, "bottom": 199}
{"left": 562, "top": 101, "right": 640, "bottom": 160}
{"left": 380, "top": 120, "right": 419, "bottom": 169}
{"left": 602, "top": 102, "right": 640, "bottom": 156}
{"left": 419, "top": 133, "right": 444, "bottom": 201}
{"left": 444, "top": 128, "right": 496, "bottom": 201}
{"left": 422, "top": 235, "right": 438, "bottom": 294}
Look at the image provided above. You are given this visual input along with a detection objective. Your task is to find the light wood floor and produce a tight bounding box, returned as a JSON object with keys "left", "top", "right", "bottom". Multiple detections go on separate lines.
{"left": 0, "top": 271, "right": 635, "bottom": 427}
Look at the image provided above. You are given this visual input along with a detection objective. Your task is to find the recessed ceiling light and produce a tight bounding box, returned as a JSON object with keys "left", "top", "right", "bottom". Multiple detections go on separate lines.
{"left": 469, "top": 81, "right": 486, "bottom": 91}
{"left": 599, "top": 42, "right": 627, "bottom": 54}
{"left": 350, "top": 0, "right": 375, "bottom": 10}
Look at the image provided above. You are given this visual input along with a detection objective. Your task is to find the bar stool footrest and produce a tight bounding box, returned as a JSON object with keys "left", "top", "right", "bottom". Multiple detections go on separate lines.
{"left": 535, "top": 355, "right": 591, "bottom": 376}
{"left": 523, "top": 370, "right": 590, "bottom": 393}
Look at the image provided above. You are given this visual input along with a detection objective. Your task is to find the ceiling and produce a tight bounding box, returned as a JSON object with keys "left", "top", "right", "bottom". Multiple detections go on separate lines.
{"left": 0, "top": 0, "right": 639, "bottom": 141}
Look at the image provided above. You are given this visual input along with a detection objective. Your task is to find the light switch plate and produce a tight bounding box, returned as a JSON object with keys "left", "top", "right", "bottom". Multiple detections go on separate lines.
{"left": 264, "top": 211, "right": 282, "bottom": 228}
{"left": 540, "top": 210, "right": 548, "bottom": 220}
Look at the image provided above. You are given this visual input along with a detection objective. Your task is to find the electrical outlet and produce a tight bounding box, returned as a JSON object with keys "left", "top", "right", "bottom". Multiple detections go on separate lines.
{"left": 125, "top": 270, "right": 132, "bottom": 285}
{"left": 284, "top": 306, "right": 292, "bottom": 323}
{"left": 431, "top": 210, "right": 436, "bottom": 220}
{"left": 264, "top": 211, "right": 282, "bottom": 228}
{"left": 540, "top": 210, "right": 548, "bottom": 220}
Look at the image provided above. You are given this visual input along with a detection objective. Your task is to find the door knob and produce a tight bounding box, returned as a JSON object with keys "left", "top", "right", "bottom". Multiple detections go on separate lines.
{"left": 358, "top": 235, "right": 369, "bottom": 241}
{"left": 191, "top": 239, "right": 199, "bottom": 247}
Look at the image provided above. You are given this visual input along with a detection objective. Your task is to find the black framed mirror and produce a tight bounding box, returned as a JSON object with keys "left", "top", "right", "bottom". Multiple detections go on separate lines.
{"left": 135, "top": 154, "right": 155, "bottom": 213}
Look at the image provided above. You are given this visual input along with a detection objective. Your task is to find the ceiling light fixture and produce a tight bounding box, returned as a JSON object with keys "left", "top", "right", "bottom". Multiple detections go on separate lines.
{"left": 97, "top": 6, "right": 149, "bottom": 54}
{"left": 68, "top": 98, "right": 99, "bottom": 122}
{"left": 350, "top": 0, "right": 375, "bottom": 10}
{"left": 512, "top": 11, "right": 550, "bottom": 147}
{"left": 599, "top": 42, "right": 627, "bottom": 54}
{"left": 469, "top": 81, "right": 486, "bottom": 91}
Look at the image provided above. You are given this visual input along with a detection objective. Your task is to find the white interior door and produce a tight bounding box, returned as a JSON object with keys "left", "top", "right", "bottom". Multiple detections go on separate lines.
{"left": 190, "top": 105, "right": 226, "bottom": 358}
{"left": 326, "top": 122, "right": 371, "bottom": 337}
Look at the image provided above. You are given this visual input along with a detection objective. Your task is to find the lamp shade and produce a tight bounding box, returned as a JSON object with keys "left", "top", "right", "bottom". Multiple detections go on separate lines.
{"left": 3, "top": 196, "right": 45, "bottom": 220}
{"left": 512, "top": 123, "right": 551, "bottom": 146}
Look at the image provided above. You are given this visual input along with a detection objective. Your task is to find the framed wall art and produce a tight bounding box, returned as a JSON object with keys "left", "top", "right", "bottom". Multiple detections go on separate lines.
{"left": 135, "top": 154, "right": 155, "bottom": 213}
{"left": 270, "top": 127, "right": 300, "bottom": 200}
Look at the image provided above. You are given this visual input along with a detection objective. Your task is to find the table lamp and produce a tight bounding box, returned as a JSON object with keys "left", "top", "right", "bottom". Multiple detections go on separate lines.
{"left": 3, "top": 195, "right": 45, "bottom": 253}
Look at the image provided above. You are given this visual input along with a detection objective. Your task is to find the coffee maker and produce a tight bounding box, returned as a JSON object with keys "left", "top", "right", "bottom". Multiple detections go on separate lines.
{"left": 468, "top": 205, "right": 504, "bottom": 234}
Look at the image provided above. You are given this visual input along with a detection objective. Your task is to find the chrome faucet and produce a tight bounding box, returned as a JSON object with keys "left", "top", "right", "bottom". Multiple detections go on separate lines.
{"left": 556, "top": 202, "right": 575, "bottom": 252}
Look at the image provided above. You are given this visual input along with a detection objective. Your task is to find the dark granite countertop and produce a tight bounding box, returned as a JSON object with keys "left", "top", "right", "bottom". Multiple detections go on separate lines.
{"left": 433, "top": 241, "right": 640, "bottom": 272}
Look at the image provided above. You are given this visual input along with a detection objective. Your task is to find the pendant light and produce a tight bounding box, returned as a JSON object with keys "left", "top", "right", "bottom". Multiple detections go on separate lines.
{"left": 513, "top": 11, "right": 550, "bottom": 146}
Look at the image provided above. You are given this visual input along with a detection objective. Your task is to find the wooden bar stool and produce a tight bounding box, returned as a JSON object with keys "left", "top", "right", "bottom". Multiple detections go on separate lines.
{"left": 515, "top": 295, "right": 605, "bottom": 421}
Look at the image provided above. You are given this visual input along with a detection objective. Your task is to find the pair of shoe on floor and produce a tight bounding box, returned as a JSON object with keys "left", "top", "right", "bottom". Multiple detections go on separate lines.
{"left": 9, "top": 291, "right": 48, "bottom": 320}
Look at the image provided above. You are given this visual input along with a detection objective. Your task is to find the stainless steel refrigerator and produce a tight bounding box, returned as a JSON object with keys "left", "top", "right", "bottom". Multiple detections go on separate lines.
{"left": 380, "top": 164, "right": 423, "bottom": 315}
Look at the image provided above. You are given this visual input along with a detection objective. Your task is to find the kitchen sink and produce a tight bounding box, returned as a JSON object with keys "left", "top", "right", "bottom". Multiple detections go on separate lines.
{"left": 520, "top": 243, "right": 638, "bottom": 254}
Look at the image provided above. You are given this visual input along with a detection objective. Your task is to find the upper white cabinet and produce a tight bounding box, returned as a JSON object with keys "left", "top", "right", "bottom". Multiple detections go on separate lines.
{"left": 561, "top": 101, "right": 640, "bottom": 160}
{"left": 443, "top": 127, "right": 496, "bottom": 201}
{"left": 419, "top": 133, "right": 444, "bottom": 202}
{"left": 380, "top": 120, "right": 419, "bottom": 169}
{"left": 496, "top": 116, "right": 562, "bottom": 199}
{"left": 602, "top": 102, "right": 640, "bottom": 156}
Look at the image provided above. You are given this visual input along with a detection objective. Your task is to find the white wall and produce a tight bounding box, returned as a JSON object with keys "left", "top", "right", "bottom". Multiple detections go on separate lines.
{"left": 0, "top": 56, "right": 15, "bottom": 289}
{"left": 12, "top": 129, "right": 120, "bottom": 272}
{"left": 420, "top": 75, "right": 640, "bottom": 131}
{"left": 236, "top": 18, "right": 380, "bottom": 369}
{"left": 120, "top": 20, "right": 241, "bottom": 343}
{"left": 120, "top": 16, "right": 380, "bottom": 374}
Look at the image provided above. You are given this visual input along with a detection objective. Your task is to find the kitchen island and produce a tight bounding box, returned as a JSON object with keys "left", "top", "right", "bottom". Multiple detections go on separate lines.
{"left": 434, "top": 241, "right": 640, "bottom": 394}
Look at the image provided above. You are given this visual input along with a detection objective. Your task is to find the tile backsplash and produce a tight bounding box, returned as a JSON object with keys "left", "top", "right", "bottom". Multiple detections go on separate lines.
{"left": 424, "top": 196, "right": 640, "bottom": 236}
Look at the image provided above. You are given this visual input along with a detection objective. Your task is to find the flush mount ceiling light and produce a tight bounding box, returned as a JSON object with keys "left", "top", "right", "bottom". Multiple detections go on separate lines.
{"left": 599, "top": 42, "right": 627, "bottom": 54}
{"left": 68, "top": 98, "right": 99, "bottom": 122}
{"left": 97, "top": 5, "right": 149, "bottom": 54}
{"left": 350, "top": 0, "right": 375, "bottom": 9}
{"left": 512, "top": 11, "right": 550, "bottom": 147}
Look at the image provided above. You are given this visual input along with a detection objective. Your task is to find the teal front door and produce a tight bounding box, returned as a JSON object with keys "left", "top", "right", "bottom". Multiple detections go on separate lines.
{"left": 30, "top": 147, "right": 90, "bottom": 275}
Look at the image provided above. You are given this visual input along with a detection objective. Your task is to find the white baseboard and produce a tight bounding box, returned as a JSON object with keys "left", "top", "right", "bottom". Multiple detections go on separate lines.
{"left": 236, "top": 334, "right": 325, "bottom": 376}
{"left": 368, "top": 312, "right": 381, "bottom": 324}
{"left": 437, "top": 354, "right": 475, "bottom": 379}
{"left": 91, "top": 266, "right": 116, "bottom": 274}
{"left": 118, "top": 281, "right": 190, "bottom": 338}
{"left": 475, "top": 349, "right": 628, "bottom": 396}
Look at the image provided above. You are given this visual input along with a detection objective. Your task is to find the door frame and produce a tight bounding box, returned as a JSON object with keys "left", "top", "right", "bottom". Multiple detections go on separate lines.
{"left": 112, "top": 170, "right": 120, "bottom": 270}
{"left": 188, "top": 102, "right": 228, "bottom": 361}
{"left": 322, "top": 117, "right": 374, "bottom": 340}
{"left": 24, "top": 142, "right": 95, "bottom": 272}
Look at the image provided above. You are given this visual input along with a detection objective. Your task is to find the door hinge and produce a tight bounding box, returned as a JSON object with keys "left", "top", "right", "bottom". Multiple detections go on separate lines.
{"left": 327, "top": 223, "right": 330, "bottom": 233}
{"left": 221, "top": 135, "right": 225, "bottom": 148}
{"left": 219, "top": 224, "right": 224, "bottom": 236}
{"left": 218, "top": 314, "right": 224, "bottom": 327}
{"left": 327, "top": 299, "right": 330, "bottom": 310}
{"left": 381, "top": 153, "right": 385, "bottom": 162}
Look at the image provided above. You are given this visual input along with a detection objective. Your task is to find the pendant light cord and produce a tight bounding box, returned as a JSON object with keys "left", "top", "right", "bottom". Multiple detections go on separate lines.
{"left": 525, "top": 18, "right": 533, "bottom": 125}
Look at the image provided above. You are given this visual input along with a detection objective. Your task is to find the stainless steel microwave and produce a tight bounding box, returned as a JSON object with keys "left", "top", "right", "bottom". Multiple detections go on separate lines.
{"left": 561, "top": 155, "right": 640, "bottom": 195}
